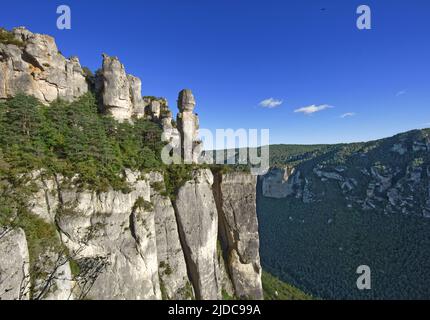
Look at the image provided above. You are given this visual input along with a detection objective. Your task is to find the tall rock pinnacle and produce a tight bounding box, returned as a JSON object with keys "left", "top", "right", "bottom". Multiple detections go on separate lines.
{"left": 177, "top": 89, "right": 203, "bottom": 163}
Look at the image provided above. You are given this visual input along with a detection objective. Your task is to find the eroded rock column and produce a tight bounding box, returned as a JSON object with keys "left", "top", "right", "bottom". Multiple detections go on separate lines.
{"left": 174, "top": 169, "right": 220, "bottom": 299}
{"left": 177, "top": 89, "right": 202, "bottom": 164}
{"left": 0, "top": 228, "right": 30, "bottom": 300}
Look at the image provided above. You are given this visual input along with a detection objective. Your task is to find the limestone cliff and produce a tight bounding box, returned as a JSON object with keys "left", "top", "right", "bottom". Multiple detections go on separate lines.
{"left": 0, "top": 27, "right": 263, "bottom": 300}
{"left": 174, "top": 169, "right": 220, "bottom": 299}
{"left": 213, "top": 172, "right": 263, "bottom": 300}
{"left": 0, "top": 169, "right": 263, "bottom": 300}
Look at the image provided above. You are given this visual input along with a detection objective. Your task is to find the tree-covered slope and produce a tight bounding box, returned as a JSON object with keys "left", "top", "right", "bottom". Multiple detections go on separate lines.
{"left": 262, "top": 271, "right": 313, "bottom": 300}
{"left": 258, "top": 129, "right": 430, "bottom": 299}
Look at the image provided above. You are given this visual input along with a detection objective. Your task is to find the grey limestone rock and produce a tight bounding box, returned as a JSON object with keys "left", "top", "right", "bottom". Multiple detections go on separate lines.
{"left": 0, "top": 228, "right": 30, "bottom": 300}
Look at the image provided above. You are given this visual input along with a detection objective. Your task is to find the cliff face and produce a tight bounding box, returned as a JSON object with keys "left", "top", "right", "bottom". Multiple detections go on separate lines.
{"left": 0, "top": 228, "right": 30, "bottom": 300}
{"left": 214, "top": 172, "right": 263, "bottom": 299}
{"left": 0, "top": 27, "right": 263, "bottom": 300}
{"left": 174, "top": 169, "right": 220, "bottom": 299}
{"left": 0, "top": 27, "right": 88, "bottom": 103}
{"left": 0, "top": 169, "right": 263, "bottom": 300}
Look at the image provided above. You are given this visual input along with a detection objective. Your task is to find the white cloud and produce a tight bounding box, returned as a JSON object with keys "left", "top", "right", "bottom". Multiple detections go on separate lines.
{"left": 294, "top": 104, "right": 334, "bottom": 115}
{"left": 340, "top": 112, "right": 356, "bottom": 118}
{"left": 396, "top": 90, "right": 407, "bottom": 97}
{"left": 259, "top": 98, "right": 283, "bottom": 108}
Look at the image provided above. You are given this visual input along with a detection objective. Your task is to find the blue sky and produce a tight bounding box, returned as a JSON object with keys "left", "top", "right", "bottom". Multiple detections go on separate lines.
{"left": 1, "top": 0, "right": 430, "bottom": 146}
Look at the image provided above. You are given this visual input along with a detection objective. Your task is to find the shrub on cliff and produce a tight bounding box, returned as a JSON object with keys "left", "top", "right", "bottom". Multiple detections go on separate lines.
{"left": 0, "top": 93, "right": 164, "bottom": 192}
{"left": 0, "top": 28, "right": 25, "bottom": 47}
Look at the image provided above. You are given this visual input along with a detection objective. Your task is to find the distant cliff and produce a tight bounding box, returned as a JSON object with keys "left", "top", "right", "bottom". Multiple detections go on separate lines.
{"left": 260, "top": 129, "right": 430, "bottom": 218}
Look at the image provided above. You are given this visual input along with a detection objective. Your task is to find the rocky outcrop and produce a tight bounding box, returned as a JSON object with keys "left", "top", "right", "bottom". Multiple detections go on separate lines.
{"left": 214, "top": 172, "right": 263, "bottom": 300}
{"left": 98, "top": 54, "right": 145, "bottom": 121}
{"left": 177, "top": 90, "right": 203, "bottom": 163}
{"left": 0, "top": 28, "right": 148, "bottom": 122}
{"left": 174, "top": 169, "right": 220, "bottom": 300}
{"left": 148, "top": 172, "right": 194, "bottom": 300}
{"left": 56, "top": 171, "right": 161, "bottom": 300}
{"left": 32, "top": 249, "right": 74, "bottom": 300}
{"left": 0, "top": 228, "right": 30, "bottom": 300}
{"left": 0, "top": 27, "right": 88, "bottom": 103}
{"left": 262, "top": 166, "right": 301, "bottom": 199}
{"left": 18, "top": 170, "right": 161, "bottom": 300}
{"left": 0, "top": 27, "right": 199, "bottom": 157}
{"left": 0, "top": 27, "right": 264, "bottom": 301}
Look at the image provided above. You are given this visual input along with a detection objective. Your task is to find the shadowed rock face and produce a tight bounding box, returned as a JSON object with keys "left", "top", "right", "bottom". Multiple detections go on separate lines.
{"left": 149, "top": 172, "right": 194, "bottom": 300}
{"left": 0, "top": 27, "right": 88, "bottom": 103}
{"left": 174, "top": 169, "right": 220, "bottom": 300}
{"left": 213, "top": 172, "right": 263, "bottom": 300}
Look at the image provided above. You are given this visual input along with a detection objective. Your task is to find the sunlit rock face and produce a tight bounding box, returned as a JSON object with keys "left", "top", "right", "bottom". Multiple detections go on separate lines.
{"left": 0, "top": 27, "right": 88, "bottom": 103}
{"left": 0, "top": 27, "right": 265, "bottom": 301}
{"left": 177, "top": 89, "right": 202, "bottom": 164}
{"left": 98, "top": 54, "right": 147, "bottom": 121}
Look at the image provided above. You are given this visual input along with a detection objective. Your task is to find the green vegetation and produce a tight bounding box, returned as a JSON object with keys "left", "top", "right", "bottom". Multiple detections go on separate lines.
{"left": 0, "top": 93, "right": 165, "bottom": 192}
{"left": 163, "top": 164, "right": 193, "bottom": 200}
{"left": 222, "top": 289, "right": 236, "bottom": 300}
{"left": 81, "top": 67, "right": 94, "bottom": 78}
{"left": 159, "top": 278, "right": 168, "bottom": 300}
{"left": 259, "top": 193, "right": 430, "bottom": 299}
{"left": 0, "top": 28, "right": 25, "bottom": 47}
{"left": 178, "top": 281, "right": 194, "bottom": 300}
{"left": 133, "top": 197, "right": 153, "bottom": 212}
{"left": 0, "top": 93, "right": 190, "bottom": 297}
{"left": 69, "top": 258, "right": 81, "bottom": 278}
{"left": 150, "top": 180, "right": 165, "bottom": 193}
{"left": 159, "top": 261, "right": 173, "bottom": 276}
{"left": 262, "top": 271, "right": 313, "bottom": 300}
{"left": 5, "top": 207, "right": 63, "bottom": 298}
{"left": 258, "top": 129, "right": 430, "bottom": 299}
